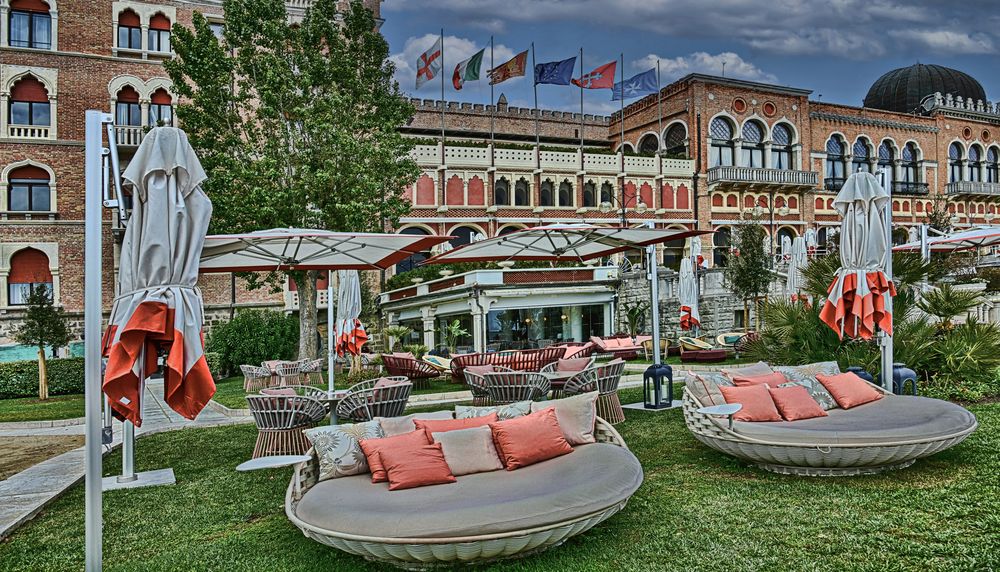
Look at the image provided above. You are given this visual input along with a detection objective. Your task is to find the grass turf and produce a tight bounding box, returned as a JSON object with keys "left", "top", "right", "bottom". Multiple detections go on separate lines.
{"left": 0, "top": 394, "right": 85, "bottom": 423}
{"left": 0, "top": 388, "right": 996, "bottom": 571}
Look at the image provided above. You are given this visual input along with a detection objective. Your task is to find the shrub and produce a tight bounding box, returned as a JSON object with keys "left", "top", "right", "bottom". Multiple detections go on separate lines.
{"left": 206, "top": 310, "right": 299, "bottom": 375}
{"left": 204, "top": 352, "right": 223, "bottom": 380}
{"left": 0, "top": 357, "right": 85, "bottom": 399}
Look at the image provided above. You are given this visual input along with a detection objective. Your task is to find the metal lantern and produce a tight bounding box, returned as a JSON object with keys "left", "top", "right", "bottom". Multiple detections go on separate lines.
{"left": 643, "top": 363, "right": 673, "bottom": 409}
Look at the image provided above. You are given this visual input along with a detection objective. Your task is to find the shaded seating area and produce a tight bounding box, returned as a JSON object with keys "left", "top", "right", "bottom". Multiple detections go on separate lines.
{"left": 246, "top": 394, "right": 327, "bottom": 458}
{"left": 381, "top": 353, "right": 439, "bottom": 389}
{"left": 449, "top": 346, "right": 563, "bottom": 383}
{"left": 335, "top": 377, "right": 413, "bottom": 422}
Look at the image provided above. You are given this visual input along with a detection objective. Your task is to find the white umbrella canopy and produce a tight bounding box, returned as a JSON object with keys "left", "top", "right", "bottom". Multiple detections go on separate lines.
{"left": 423, "top": 223, "right": 709, "bottom": 264}
{"left": 199, "top": 228, "right": 450, "bottom": 273}
{"left": 818, "top": 172, "right": 896, "bottom": 340}
{"left": 786, "top": 236, "right": 808, "bottom": 300}
{"left": 894, "top": 226, "right": 1000, "bottom": 253}
{"left": 678, "top": 257, "right": 700, "bottom": 330}
{"left": 781, "top": 234, "right": 792, "bottom": 259}
{"left": 335, "top": 270, "right": 368, "bottom": 356}
{"left": 102, "top": 127, "right": 214, "bottom": 425}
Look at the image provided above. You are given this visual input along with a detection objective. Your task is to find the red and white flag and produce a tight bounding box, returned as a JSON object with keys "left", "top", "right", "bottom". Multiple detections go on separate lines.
{"left": 572, "top": 60, "right": 616, "bottom": 89}
{"left": 416, "top": 37, "right": 443, "bottom": 89}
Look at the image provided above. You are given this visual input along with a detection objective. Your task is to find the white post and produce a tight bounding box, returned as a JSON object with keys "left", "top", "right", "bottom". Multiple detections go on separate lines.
{"left": 327, "top": 270, "right": 335, "bottom": 395}
{"left": 84, "top": 109, "right": 109, "bottom": 572}
{"left": 879, "top": 168, "right": 894, "bottom": 391}
{"left": 646, "top": 222, "right": 661, "bottom": 365}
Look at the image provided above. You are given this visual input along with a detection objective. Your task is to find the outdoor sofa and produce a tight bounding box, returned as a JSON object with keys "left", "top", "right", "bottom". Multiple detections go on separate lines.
{"left": 589, "top": 336, "right": 642, "bottom": 360}
{"left": 683, "top": 361, "right": 978, "bottom": 476}
{"left": 285, "top": 398, "right": 643, "bottom": 568}
{"left": 449, "top": 347, "right": 563, "bottom": 383}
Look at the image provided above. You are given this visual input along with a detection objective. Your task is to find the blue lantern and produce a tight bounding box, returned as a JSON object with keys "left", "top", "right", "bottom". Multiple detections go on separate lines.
{"left": 643, "top": 363, "right": 673, "bottom": 409}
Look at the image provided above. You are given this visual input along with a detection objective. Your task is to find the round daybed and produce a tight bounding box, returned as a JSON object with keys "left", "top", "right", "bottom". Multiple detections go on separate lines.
{"left": 285, "top": 418, "right": 642, "bottom": 569}
{"left": 683, "top": 384, "right": 978, "bottom": 476}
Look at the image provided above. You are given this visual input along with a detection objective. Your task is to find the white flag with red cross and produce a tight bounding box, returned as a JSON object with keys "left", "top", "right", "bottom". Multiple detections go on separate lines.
{"left": 416, "top": 37, "right": 443, "bottom": 89}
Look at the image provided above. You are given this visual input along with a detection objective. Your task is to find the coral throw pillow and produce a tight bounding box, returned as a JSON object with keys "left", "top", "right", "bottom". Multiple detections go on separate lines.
{"left": 414, "top": 413, "right": 498, "bottom": 436}
{"left": 489, "top": 408, "right": 573, "bottom": 470}
{"left": 719, "top": 385, "right": 782, "bottom": 422}
{"left": 377, "top": 443, "right": 457, "bottom": 491}
{"left": 556, "top": 357, "right": 591, "bottom": 373}
{"left": 359, "top": 429, "right": 431, "bottom": 483}
{"left": 731, "top": 372, "right": 788, "bottom": 387}
{"left": 767, "top": 385, "right": 828, "bottom": 421}
{"left": 816, "top": 373, "right": 884, "bottom": 409}
{"left": 464, "top": 364, "right": 495, "bottom": 376}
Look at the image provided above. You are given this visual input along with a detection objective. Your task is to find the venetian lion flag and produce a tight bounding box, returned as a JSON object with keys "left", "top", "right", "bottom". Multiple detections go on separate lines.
{"left": 453, "top": 48, "right": 484, "bottom": 90}
{"left": 572, "top": 60, "right": 616, "bottom": 89}
{"left": 489, "top": 49, "right": 528, "bottom": 85}
{"left": 415, "top": 36, "right": 443, "bottom": 89}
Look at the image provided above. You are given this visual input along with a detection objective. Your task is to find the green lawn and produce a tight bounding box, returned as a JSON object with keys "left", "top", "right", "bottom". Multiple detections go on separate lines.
{"left": 211, "top": 375, "right": 467, "bottom": 410}
{"left": 0, "top": 394, "right": 84, "bottom": 423}
{"left": 1, "top": 388, "right": 996, "bottom": 571}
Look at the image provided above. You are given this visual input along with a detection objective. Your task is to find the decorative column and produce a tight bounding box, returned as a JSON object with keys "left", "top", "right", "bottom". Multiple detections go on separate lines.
{"left": 139, "top": 99, "right": 150, "bottom": 131}
{"left": 140, "top": 25, "right": 149, "bottom": 59}
{"left": 420, "top": 305, "right": 436, "bottom": 351}
{"left": 762, "top": 140, "right": 773, "bottom": 169}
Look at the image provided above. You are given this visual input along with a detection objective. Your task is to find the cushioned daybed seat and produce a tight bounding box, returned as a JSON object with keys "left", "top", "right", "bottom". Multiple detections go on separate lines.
{"left": 286, "top": 417, "right": 641, "bottom": 568}
{"left": 683, "top": 363, "right": 978, "bottom": 476}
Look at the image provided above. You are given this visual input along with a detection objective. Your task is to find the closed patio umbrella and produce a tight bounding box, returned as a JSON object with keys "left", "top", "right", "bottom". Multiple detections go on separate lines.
{"left": 786, "top": 236, "right": 808, "bottom": 301}
{"left": 819, "top": 171, "right": 895, "bottom": 341}
{"left": 102, "top": 127, "right": 214, "bottom": 426}
{"left": 335, "top": 269, "right": 368, "bottom": 359}
{"left": 894, "top": 226, "right": 1000, "bottom": 253}
{"left": 678, "top": 257, "right": 700, "bottom": 331}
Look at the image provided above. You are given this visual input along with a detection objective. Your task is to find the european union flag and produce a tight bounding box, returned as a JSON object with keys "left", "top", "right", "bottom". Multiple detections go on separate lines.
{"left": 612, "top": 68, "right": 658, "bottom": 101}
{"left": 534, "top": 57, "right": 576, "bottom": 85}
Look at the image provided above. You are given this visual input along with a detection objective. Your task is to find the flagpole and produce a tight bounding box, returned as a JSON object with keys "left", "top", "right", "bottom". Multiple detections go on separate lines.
{"left": 440, "top": 28, "right": 446, "bottom": 149}
{"left": 619, "top": 52, "right": 625, "bottom": 151}
{"left": 579, "top": 47, "right": 584, "bottom": 151}
{"left": 490, "top": 36, "right": 495, "bottom": 145}
{"left": 656, "top": 60, "right": 663, "bottom": 155}
{"left": 531, "top": 42, "right": 539, "bottom": 148}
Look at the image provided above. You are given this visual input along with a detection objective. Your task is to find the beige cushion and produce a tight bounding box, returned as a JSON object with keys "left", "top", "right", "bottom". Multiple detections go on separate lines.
{"left": 295, "top": 442, "right": 643, "bottom": 539}
{"left": 684, "top": 371, "right": 732, "bottom": 406}
{"left": 721, "top": 361, "right": 773, "bottom": 379}
{"left": 377, "top": 411, "right": 454, "bottom": 437}
{"left": 304, "top": 421, "right": 384, "bottom": 481}
{"left": 556, "top": 357, "right": 591, "bottom": 373}
{"left": 530, "top": 392, "right": 598, "bottom": 445}
{"left": 455, "top": 400, "right": 531, "bottom": 420}
{"left": 430, "top": 426, "right": 504, "bottom": 476}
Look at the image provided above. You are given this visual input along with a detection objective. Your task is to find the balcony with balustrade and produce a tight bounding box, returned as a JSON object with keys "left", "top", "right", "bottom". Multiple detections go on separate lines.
{"left": 708, "top": 166, "right": 818, "bottom": 191}
{"left": 946, "top": 181, "right": 1000, "bottom": 198}
{"left": 5, "top": 124, "right": 51, "bottom": 140}
{"left": 892, "top": 181, "right": 930, "bottom": 196}
{"left": 114, "top": 125, "right": 145, "bottom": 148}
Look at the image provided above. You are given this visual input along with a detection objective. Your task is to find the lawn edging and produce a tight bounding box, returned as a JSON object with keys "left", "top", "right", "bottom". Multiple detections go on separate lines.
{"left": 0, "top": 417, "right": 85, "bottom": 430}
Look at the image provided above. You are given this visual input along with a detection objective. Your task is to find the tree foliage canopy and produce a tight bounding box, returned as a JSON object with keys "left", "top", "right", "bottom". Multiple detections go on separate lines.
{"left": 723, "top": 220, "right": 771, "bottom": 302}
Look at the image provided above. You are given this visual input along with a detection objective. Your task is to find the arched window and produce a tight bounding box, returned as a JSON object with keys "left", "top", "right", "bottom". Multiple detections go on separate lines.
{"left": 8, "top": 0, "right": 52, "bottom": 49}
{"left": 449, "top": 226, "right": 478, "bottom": 250}
{"left": 7, "top": 164, "right": 50, "bottom": 212}
{"left": 497, "top": 225, "right": 521, "bottom": 236}
{"left": 901, "top": 143, "right": 919, "bottom": 186}
{"left": 395, "top": 227, "right": 430, "bottom": 273}
{"left": 712, "top": 226, "right": 731, "bottom": 267}
{"left": 987, "top": 148, "right": 999, "bottom": 183}
{"left": 852, "top": 138, "right": 871, "bottom": 173}
{"left": 771, "top": 123, "right": 792, "bottom": 169}
{"left": 583, "top": 180, "right": 596, "bottom": 207}
{"left": 557, "top": 179, "right": 573, "bottom": 207}
{"left": 9, "top": 75, "right": 50, "bottom": 126}
{"left": 825, "top": 135, "right": 847, "bottom": 191}
{"left": 149, "top": 89, "right": 173, "bottom": 126}
{"left": 777, "top": 227, "right": 796, "bottom": 254}
{"left": 118, "top": 9, "right": 141, "bottom": 49}
{"left": 599, "top": 181, "right": 613, "bottom": 204}
{"left": 878, "top": 141, "right": 895, "bottom": 187}
{"left": 709, "top": 117, "right": 735, "bottom": 167}
{"left": 514, "top": 177, "right": 529, "bottom": 206}
{"left": 539, "top": 179, "right": 554, "bottom": 207}
{"left": 8, "top": 248, "right": 52, "bottom": 304}
{"left": 148, "top": 13, "right": 172, "bottom": 52}
{"left": 663, "top": 124, "right": 687, "bottom": 158}
{"left": 115, "top": 85, "right": 141, "bottom": 126}
{"left": 494, "top": 177, "right": 510, "bottom": 206}
{"left": 968, "top": 145, "right": 983, "bottom": 183}
{"left": 661, "top": 235, "right": 685, "bottom": 271}
{"left": 949, "top": 142, "right": 964, "bottom": 183}
{"left": 740, "top": 121, "right": 764, "bottom": 168}
{"left": 638, "top": 134, "right": 659, "bottom": 155}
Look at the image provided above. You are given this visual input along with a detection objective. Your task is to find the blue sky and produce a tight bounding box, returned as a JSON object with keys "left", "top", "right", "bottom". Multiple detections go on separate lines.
{"left": 382, "top": 0, "right": 1000, "bottom": 116}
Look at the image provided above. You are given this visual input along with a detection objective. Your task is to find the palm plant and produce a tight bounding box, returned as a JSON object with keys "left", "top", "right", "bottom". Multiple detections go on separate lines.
{"left": 384, "top": 325, "right": 412, "bottom": 351}
{"left": 917, "top": 284, "right": 982, "bottom": 331}
{"left": 440, "top": 319, "right": 470, "bottom": 353}
{"left": 623, "top": 300, "right": 648, "bottom": 338}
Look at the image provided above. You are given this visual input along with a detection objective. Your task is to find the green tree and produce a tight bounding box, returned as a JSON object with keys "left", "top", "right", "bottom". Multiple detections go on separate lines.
{"left": 166, "top": 0, "right": 417, "bottom": 360}
{"left": 723, "top": 219, "right": 771, "bottom": 328}
{"left": 13, "top": 286, "right": 69, "bottom": 400}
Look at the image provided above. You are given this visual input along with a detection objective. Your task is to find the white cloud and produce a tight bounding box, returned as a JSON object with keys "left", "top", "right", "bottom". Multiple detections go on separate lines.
{"left": 889, "top": 30, "right": 995, "bottom": 55}
{"left": 389, "top": 34, "right": 518, "bottom": 96}
{"left": 633, "top": 52, "right": 778, "bottom": 84}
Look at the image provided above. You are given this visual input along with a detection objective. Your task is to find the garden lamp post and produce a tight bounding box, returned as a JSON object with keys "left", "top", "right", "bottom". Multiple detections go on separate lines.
{"left": 598, "top": 184, "right": 647, "bottom": 227}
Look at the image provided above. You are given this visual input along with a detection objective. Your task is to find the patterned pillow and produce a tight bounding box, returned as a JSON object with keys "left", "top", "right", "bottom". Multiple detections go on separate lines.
{"left": 455, "top": 400, "right": 532, "bottom": 420}
{"left": 304, "top": 421, "right": 384, "bottom": 482}
{"left": 774, "top": 362, "right": 841, "bottom": 411}
{"left": 684, "top": 371, "right": 733, "bottom": 406}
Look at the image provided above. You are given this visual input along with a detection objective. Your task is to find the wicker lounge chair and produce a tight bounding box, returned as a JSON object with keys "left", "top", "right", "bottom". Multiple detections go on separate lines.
{"left": 246, "top": 394, "right": 327, "bottom": 458}
{"left": 381, "top": 353, "right": 438, "bottom": 390}
{"left": 683, "top": 374, "right": 978, "bottom": 476}
{"left": 241, "top": 365, "right": 272, "bottom": 392}
{"left": 589, "top": 336, "right": 641, "bottom": 360}
{"left": 285, "top": 415, "right": 642, "bottom": 568}
{"left": 297, "top": 358, "right": 324, "bottom": 385}
{"left": 335, "top": 377, "right": 412, "bottom": 422}
{"left": 563, "top": 359, "right": 627, "bottom": 424}
{"left": 274, "top": 361, "right": 303, "bottom": 386}
{"left": 449, "top": 347, "right": 563, "bottom": 383}
{"left": 481, "top": 371, "right": 550, "bottom": 404}
{"left": 463, "top": 365, "right": 513, "bottom": 406}
{"left": 539, "top": 356, "right": 596, "bottom": 399}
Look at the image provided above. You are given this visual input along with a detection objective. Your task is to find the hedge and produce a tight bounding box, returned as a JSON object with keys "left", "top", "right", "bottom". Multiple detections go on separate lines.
{"left": 206, "top": 309, "right": 299, "bottom": 376}
{"left": 0, "top": 357, "right": 86, "bottom": 399}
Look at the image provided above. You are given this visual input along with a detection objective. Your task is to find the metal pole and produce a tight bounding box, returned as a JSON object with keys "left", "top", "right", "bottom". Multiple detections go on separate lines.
{"left": 327, "top": 270, "right": 335, "bottom": 395}
{"left": 439, "top": 29, "right": 445, "bottom": 146}
{"left": 531, "top": 42, "right": 539, "bottom": 148}
{"left": 84, "top": 109, "right": 107, "bottom": 572}
{"left": 647, "top": 222, "right": 662, "bottom": 365}
{"left": 119, "top": 346, "right": 140, "bottom": 483}
{"left": 489, "top": 36, "right": 494, "bottom": 145}
{"left": 879, "top": 168, "right": 894, "bottom": 391}
{"left": 656, "top": 60, "right": 662, "bottom": 155}
{"left": 579, "top": 47, "right": 584, "bottom": 151}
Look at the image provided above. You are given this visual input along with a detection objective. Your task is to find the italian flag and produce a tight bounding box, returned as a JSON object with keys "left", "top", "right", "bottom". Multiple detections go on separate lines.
{"left": 453, "top": 48, "right": 485, "bottom": 90}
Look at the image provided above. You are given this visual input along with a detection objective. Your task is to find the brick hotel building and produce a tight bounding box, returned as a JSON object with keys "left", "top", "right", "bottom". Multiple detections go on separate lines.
{"left": 1, "top": 0, "right": 999, "bottom": 349}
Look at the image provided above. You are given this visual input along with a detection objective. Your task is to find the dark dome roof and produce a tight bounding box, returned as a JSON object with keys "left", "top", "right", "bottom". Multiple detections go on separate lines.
{"left": 863, "top": 63, "right": 986, "bottom": 114}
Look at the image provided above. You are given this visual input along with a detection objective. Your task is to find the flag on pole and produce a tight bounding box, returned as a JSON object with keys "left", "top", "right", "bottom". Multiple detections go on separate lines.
{"left": 534, "top": 56, "right": 576, "bottom": 85}
{"left": 489, "top": 50, "right": 528, "bottom": 85}
{"left": 572, "top": 60, "right": 616, "bottom": 89}
{"left": 415, "top": 36, "right": 443, "bottom": 89}
{"left": 612, "top": 68, "right": 658, "bottom": 100}
{"left": 453, "top": 48, "right": 485, "bottom": 90}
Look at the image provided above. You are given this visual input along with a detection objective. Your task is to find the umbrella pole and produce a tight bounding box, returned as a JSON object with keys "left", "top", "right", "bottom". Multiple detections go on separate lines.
{"left": 879, "top": 168, "right": 894, "bottom": 391}
{"left": 648, "top": 242, "right": 662, "bottom": 365}
{"left": 327, "top": 270, "right": 335, "bottom": 395}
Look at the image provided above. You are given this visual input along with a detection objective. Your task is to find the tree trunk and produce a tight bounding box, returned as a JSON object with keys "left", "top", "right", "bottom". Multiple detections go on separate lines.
{"left": 743, "top": 300, "right": 749, "bottom": 331}
{"left": 37, "top": 347, "right": 49, "bottom": 401}
{"left": 297, "top": 271, "right": 320, "bottom": 360}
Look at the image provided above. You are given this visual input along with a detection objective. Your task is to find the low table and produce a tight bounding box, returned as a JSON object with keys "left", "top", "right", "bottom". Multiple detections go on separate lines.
{"left": 315, "top": 389, "right": 350, "bottom": 425}
{"left": 696, "top": 403, "right": 743, "bottom": 430}
{"left": 540, "top": 370, "right": 578, "bottom": 398}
